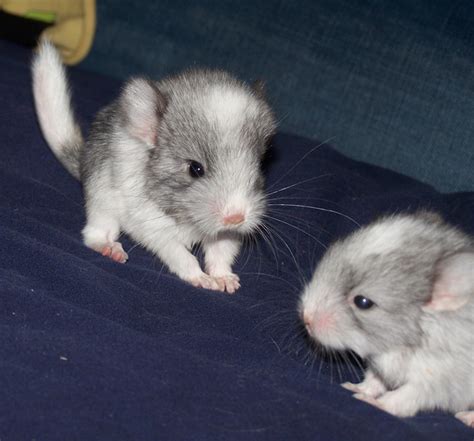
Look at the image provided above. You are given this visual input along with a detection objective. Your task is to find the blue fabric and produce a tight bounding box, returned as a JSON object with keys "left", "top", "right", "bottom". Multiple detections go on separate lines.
{"left": 1, "top": 40, "right": 473, "bottom": 440}
{"left": 80, "top": 0, "right": 474, "bottom": 192}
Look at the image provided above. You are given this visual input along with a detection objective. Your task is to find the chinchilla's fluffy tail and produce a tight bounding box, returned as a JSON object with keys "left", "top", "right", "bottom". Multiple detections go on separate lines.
{"left": 32, "top": 39, "right": 83, "bottom": 180}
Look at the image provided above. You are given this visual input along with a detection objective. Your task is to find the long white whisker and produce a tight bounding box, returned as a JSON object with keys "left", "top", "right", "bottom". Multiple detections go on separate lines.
{"left": 267, "top": 137, "right": 336, "bottom": 192}
{"left": 268, "top": 195, "right": 339, "bottom": 203}
{"left": 268, "top": 207, "right": 332, "bottom": 240}
{"left": 347, "top": 352, "right": 365, "bottom": 379}
{"left": 340, "top": 351, "right": 360, "bottom": 382}
{"left": 255, "top": 224, "right": 280, "bottom": 271}
{"left": 239, "top": 271, "right": 300, "bottom": 291}
{"left": 264, "top": 222, "right": 305, "bottom": 282}
{"left": 268, "top": 203, "right": 360, "bottom": 227}
{"left": 266, "top": 174, "right": 332, "bottom": 197}
{"left": 264, "top": 214, "right": 327, "bottom": 251}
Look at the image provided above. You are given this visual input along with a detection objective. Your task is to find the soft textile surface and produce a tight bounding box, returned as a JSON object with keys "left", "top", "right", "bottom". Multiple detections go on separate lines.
{"left": 80, "top": 0, "right": 474, "bottom": 192}
{"left": 1, "top": 40, "right": 473, "bottom": 440}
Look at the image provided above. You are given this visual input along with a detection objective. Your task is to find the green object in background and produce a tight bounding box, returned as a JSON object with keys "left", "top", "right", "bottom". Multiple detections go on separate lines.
{"left": 0, "top": 0, "right": 96, "bottom": 64}
{"left": 0, "top": 9, "right": 52, "bottom": 47}
{"left": 24, "top": 10, "right": 56, "bottom": 23}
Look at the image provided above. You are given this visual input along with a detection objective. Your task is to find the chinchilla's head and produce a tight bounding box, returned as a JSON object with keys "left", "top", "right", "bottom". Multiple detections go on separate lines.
{"left": 119, "top": 70, "right": 276, "bottom": 239}
{"left": 299, "top": 212, "right": 474, "bottom": 358}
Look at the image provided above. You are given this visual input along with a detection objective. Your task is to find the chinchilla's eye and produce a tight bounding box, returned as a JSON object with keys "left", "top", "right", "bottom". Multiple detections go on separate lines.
{"left": 353, "top": 295, "right": 375, "bottom": 310}
{"left": 189, "top": 161, "right": 205, "bottom": 178}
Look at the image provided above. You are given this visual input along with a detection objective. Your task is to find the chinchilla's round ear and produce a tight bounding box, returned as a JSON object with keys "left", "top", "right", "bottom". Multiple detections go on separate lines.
{"left": 120, "top": 77, "right": 167, "bottom": 148}
{"left": 249, "top": 79, "right": 277, "bottom": 148}
{"left": 423, "top": 251, "right": 474, "bottom": 312}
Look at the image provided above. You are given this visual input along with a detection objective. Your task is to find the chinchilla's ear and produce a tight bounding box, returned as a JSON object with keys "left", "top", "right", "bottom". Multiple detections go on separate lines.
{"left": 423, "top": 251, "right": 474, "bottom": 312}
{"left": 251, "top": 79, "right": 267, "bottom": 100}
{"left": 120, "top": 77, "right": 167, "bottom": 148}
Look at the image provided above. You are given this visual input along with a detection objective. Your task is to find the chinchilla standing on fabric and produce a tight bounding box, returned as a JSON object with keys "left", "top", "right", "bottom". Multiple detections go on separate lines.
{"left": 32, "top": 40, "right": 276, "bottom": 293}
{"left": 299, "top": 212, "right": 474, "bottom": 427}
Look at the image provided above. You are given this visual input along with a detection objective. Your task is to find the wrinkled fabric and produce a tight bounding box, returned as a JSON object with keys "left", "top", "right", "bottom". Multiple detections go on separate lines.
{"left": 1, "top": 40, "right": 473, "bottom": 440}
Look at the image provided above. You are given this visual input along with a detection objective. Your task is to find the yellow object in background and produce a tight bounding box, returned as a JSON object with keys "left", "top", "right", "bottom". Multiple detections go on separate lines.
{"left": 0, "top": 0, "right": 96, "bottom": 64}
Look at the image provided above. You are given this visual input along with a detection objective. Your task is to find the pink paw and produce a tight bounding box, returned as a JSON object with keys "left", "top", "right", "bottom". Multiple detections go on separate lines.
{"left": 455, "top": 411, "right": 474, "bottom": 428}
{"left": 95, "top": 242, "right": 128, "bottom": 263}
{"left": 212, "top": 273, "right": 241, "bottom": 294}
{"left": 353, "top": 393, "right": 388, "bottom": 413}
{"left": 341, "top": 382, "right": 363, "bottom": 394}
{"left": 188, "top": 273, "right": 222, "bottom": 291}
{"left": 188, "top": 272, "right": 240, "bottom": 294}
{"left": 341, "top": 377, "right": 386, "bottom": 398}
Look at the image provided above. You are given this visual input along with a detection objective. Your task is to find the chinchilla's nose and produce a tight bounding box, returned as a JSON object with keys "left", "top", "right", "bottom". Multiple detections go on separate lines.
{"left": 222, "top": 212, "right": 245, "bottom": 226}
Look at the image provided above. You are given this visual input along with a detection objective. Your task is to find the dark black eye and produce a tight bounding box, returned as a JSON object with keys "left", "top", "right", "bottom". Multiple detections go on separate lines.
{"left": 189, "top": 161, "right": 205, "bottom": 178}
{"left": 353, "top": 295, "right": 375, "bottom": 310}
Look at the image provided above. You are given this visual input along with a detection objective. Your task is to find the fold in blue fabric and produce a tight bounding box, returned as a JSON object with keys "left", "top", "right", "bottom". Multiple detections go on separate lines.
{"left": 1, "top": 40, "right": 473, "bottom": 440}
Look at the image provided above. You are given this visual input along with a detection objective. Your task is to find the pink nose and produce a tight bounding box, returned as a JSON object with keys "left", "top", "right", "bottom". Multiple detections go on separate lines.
{"left": 223, "top": 212, "right": 245, "bottom": 226}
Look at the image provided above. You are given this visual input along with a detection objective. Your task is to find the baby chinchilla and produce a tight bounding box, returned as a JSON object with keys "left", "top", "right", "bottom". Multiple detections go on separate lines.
{"left": 299, "top": 211, "right": 474, "bottom": 426}
{"left": 32, "top": 40, "right": 276, "bottom": 294}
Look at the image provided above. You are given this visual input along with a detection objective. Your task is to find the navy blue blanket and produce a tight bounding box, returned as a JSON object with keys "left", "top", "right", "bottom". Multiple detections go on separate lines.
{"left": 1, "top": 40, "right": 473, "bottom": 440}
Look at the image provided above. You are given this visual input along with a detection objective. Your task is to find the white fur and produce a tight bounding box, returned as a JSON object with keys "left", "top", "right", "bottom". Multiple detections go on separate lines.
{"left": 301, "top": 214, "right": 474, "bottom": 424}
{"left": 355, "top": 217, "right": 421, "bottom": 257}
{"left": 204, "top": 87, "right": 257, "bottom": 134}
{"left": 83, "top": 132, "right": 199, "bottom": 258}
{"left": 81, "top": 130, "right": 242, "bottom": 291}
{"left": 352, "top": 320, "right": 474, "bottom": 417}
{"left": 221, "top": 189, "right": 249, "bottom": 219}
{"left": 204, "top": 236, "right": 241, "bottom": 275}
{"left": 32, "top": 40, "right": 83, "bottom": 178}
{"left": 32, "top": 44, "right": 268, "bottom": 293}
{"left": 77, "top": 105, "right": 249, "bottom": 292}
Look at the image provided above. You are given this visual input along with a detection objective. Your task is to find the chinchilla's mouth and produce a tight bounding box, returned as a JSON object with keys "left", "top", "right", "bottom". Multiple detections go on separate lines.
{"left": 184, "top": 200, "right": 265, "bottom": 239}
